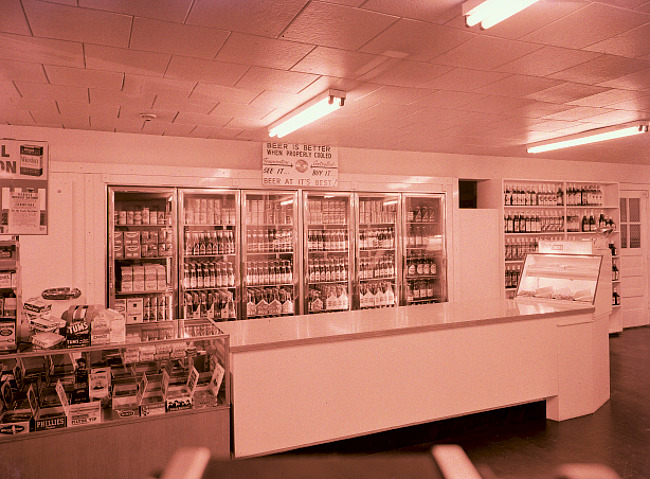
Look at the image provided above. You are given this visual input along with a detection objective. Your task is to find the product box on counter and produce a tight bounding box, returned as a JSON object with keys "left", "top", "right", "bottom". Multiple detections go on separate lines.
{"left": 126, "top": 298, "right": 144, "bottom": 324}
{"left": 123, "top": 231, "right": 140, "bottom": 245}
{"left": 88, "top": 367, "right": 111, "bottom": 406}
{"left": 0, "top": 318, "right": 16, "bottom": 352}
{"left": 162, "top": 366, "right": 199, "bottom": 412}
{"left": 23, "top": 297, "right": 52, "bottom": 315}
{"left": 0, "top": 408, "right": 32, "bottom": 436}
{"left": 27, "top": 384, "right": 67, "bottom": 431}
{"left": 139, "top": 373, "right": 164, "bottom": 417}
{"left": 54, "top": 380, "right": 102, "bottom": 427}
{"left": 124, "top": 244, "right": 142, "bottom": 259}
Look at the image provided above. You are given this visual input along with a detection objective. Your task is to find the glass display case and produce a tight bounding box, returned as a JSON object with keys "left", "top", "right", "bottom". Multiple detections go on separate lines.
{"left": 0, "top": 325, "right": 229, "bottom": 437}
{"left": 242, "top": 191, "right": 298, "bottom": 319}
{"left": 516, "top": 253, "right": 603, "bottom": 305}
{"left": 108, "top": 187, "right": 177, "bottom": 322}
{"left": 355, "top": 194, "right": 400, "bottom": 309}
{"left": 402, "top": 194, "right": 447, "bottom": 305}
{"left": 303, "top": 192, "right": 354, "bottom": 314}
{"left": 178, "top": 189, "right": 239, "bottom": 322}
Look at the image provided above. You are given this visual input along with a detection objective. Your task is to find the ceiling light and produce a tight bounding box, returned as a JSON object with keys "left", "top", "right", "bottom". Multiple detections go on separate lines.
{"left": 268, "top": 90, "right": 345, "bottom": 138}
{"left": 463, "top": 0, "right": 541, "bottom": 29}
{"left": 527, "top": 122, "right": 649, "bottom": 154}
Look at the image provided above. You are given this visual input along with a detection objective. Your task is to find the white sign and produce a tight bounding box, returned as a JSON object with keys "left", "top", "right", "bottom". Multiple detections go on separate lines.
{"left": 0, "top": 139, "right": 48, "bottom": 234}
{"left": 262, "top": 142, "right": 338, "bottom": 188}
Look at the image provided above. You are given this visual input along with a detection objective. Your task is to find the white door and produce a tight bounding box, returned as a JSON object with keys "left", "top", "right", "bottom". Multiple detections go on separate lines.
{"left": 619, "top": 190, "right": 649, "bottom": 328}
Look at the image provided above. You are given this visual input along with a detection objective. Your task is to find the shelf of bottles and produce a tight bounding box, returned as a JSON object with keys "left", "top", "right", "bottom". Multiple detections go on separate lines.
{"left": 502, "top": 180, "right": 619, "bottom": 295}
{"left": 108, "top": 188, "right": 177, "bottom": 322}
{"left": 179, "top": 190, "right": 238, "bottom": 322}
{"left": 356, "top": 195, "right": 399, "bottom": 309}
{"left": 402, "top": 194, "right": 446, "bottom": 305}
{"left": 242, "top": 192, "right": 297, "bottom": 320}
{"left": 304, "top": 193, "right": 353, "bottom": 314}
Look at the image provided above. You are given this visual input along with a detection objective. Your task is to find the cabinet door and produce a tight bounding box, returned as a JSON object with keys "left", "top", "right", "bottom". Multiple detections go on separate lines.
{"left": 402, "top": 194, "right": 447, "bottom": 305}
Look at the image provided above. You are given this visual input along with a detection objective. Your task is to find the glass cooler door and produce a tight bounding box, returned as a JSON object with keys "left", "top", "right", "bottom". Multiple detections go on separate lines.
{"left": 108, "top": 187, "right": 177, "bottom": 322}
{"left": 303, "top": 192, "right": 354, "bottom": 314}
{"left": 242, "top": 191, "right": 298, "bottom": 319}
{"left": 178, "top": 189, "right": 239, "bottom": 321}
{"left": 355, "top": 193, "right": 400, "bottom": 309}
{"left": 402, "top": 194, "right": 447, "bottom": 305}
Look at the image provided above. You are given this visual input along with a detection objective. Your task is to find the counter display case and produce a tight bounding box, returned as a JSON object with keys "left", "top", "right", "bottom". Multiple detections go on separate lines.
{"left": 108, "top": 187, "right": 177, "bottom": 322}
{"left": 178, "top": 189, "right": 239, "bottom": 322}
{"left": 242, "top": 191, "right": 298, "bottom": 319}
{"left": 516, "top": 253, "right": 602, "bottom": 305}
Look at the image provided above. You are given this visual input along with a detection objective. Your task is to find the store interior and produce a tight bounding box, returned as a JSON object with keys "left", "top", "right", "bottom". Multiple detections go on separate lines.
{"left": 1, "top": 1, "right": 650, "bottom": 479}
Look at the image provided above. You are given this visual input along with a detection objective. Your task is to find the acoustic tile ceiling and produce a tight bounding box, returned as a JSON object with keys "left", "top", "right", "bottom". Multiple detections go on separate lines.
{"left": 1, "top": 0, "right": 649, "bottom": 164}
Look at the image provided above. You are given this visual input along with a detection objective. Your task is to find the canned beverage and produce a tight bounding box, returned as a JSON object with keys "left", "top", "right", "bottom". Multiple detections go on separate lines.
{"left": 149, "top": 209, "right": 158, "bottom": 225}
{"left": 126, "top": 210, "right": 134, "bottom": 225}
{"left": 158, "top": 210, "right": 165, "bottom": 224}
{"left": 142, "top": 207, "right": 150, "bottom": 225}
{"left": 134, "top": 210, "right": 142, "bottom": 225}
{"left": 118, "top": 210, "right": 127, "bottom": 225}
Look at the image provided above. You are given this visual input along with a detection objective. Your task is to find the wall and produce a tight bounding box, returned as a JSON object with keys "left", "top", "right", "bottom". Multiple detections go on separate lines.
{"left": 2, "top": 125, "right": 649, "bottom": 307}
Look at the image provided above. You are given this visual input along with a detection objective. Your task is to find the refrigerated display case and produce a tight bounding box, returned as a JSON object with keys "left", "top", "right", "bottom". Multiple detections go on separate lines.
{"left": 178, "top": 189, "right": 239, "bottom": 322}
{"left": 402, "top": 194, "right": 447, "bottom": 304}
{"left": 355, "top": 194, "right": 400, "bottom": 309}
{"left": 242, "top": 191, "right": 298, "bottom": 319}
{"left": 303, "top": 192, "right": 354, "bottom": 314}
{"left": 108, "top": 187, "right": 177, "bottom": 322}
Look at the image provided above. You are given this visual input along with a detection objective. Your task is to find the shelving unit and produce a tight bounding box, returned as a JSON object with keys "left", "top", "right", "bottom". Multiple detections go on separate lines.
{"left": 501, "top": 180, "right": 621, "bottom": 329}
{"left": 0, "top": 236, "right": 21, "bottom": 351}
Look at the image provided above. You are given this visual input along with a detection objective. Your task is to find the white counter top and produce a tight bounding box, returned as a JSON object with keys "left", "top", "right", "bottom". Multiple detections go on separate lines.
{"left": 217, "top": 299, "right": 593, "bottom": 352}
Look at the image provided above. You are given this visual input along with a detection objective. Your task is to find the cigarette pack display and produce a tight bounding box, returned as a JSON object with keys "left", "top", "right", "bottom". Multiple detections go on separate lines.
{"left": 68, "top": 401, "right": 102, "bottom": 427}
{"left": 0, "top": 409, "right": 32, "bottom": 435}
{"left": 88, "top": 368, "right": 111, "bottom": 404}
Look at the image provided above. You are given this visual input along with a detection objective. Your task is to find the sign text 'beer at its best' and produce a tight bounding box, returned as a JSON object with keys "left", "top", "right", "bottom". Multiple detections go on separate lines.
{"left": 262, "top": 142, "right": 338, "bottom": 188}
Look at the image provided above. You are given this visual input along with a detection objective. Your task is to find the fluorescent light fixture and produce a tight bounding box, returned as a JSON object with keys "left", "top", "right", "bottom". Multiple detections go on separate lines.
{"left": 527, "top": 122, "right": 649, "bottom": 154}
{"left": 268, "top": 90, "right": 345, "bottom": 138}
{"left": 463, "top": 0, "right": 541, "bottom": 29}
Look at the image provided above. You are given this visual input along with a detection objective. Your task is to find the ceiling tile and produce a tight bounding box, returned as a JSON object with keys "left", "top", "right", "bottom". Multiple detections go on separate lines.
{"left": 507, "top": 102, "right": 575, "bottom": 119}
{"left": 15, "top": 82, "right": 89, "bottom": 103}
{"left": 165, "top": 56, "right": 249, "bottom": 85}
{"left": 606, "top": 93, "right": 650, "bottom": 112}
{"left": 121, "top": 75, "right": 196, "bottom": 98}
{"left": 189, "top": 83, "right": 259, "bottom": 105}
{"left": 362, "top": 0, "right": 461, "bottom": 24}
{"left": 216, "top": 33, "right": 314, "bottom": 71}
{"left": 22, "top": 0, "right": 132, "bottom": 48}
{"left": 355, "top": 85, "right": 435, "bottom": 105}
{"left": 14, "top": 99, "right": 60, "bottom": 123}
{"left": 410, "top": 90, "right": 484, "bottom": 110}
{"left": 210, "top": 102, "right": 275, "bottom": 121}
{"left": 362, "top": 60, "right": 453, "bottom": 88}
{"left": 359, "top": 19, "right": 474, "bottom": 62}
{"left": 568, "top": 88, "right": 648, "bottom": 107}
{"left": 579, "top": 108, "right": 646, "bottom": 124}
{"left": 549, "top": 54, "right": 650, "bottom": 85}
{"left": 521, "top": 2, "right": 648, "bottom": 49}
{"left": 59, "top": 102, "right": 120, "bottom": 119}
{"left": 89, "top": 89, "right": 155, "bottom": 109}
{"left": 1, "top": 109, "right": 37, "bottom": 125}
{"left": 234, "top": 67, "right": 319, "bottom": 94}
{"left": 430, "top": 36, "right": 542, "bottom": 70}
{"left": 187, "top": 0, "right": 308, "bottom": 37}
{"left": 458, "top": 95, "right": 534, "bottom": 113}
{"left": 599, "top": 67, "right": 650, "bottom": 90}
{"left": 494, "top": 46, "right": 602, "bottom": 77}
{"left": 190, "top": 125, "right": 245, "bottom": 140}
{"left": 419, "top": 67, "right": 509, "bottom": 91}
{"left": 542, "top": 106, "right": 615, "bottom": 121}
{"left": 44, "top": 65, "right": 124, "bottom": 90}
{"left": 141, "top": 122, "right": 197, "bottom": 137}
{"left": 445, "top": 1, "right": 586, "bottom": 40}
{"left": 475, "top": 75, "right": 564, "bottom": 98}
{"left": 174, "top": 111, "right": 231, "bottom": 128}
{"left": 291, "top": 47, "right": 387, "bottom": 79}
{"left": 0, "top": 59, "right": 48, "bottom": 83}
{"left": 130, "top": 17, "right": 229, "bottom": 60}
{"left": 79, "top": 0, "right": 194, "bottom": 23}
{"left": 0, "top": 0, "right": 31, "bottom": 35}
{"left": 0, "top": 33, "right": 84, "bottom": 68}
{"left": 248, "top": 90, "right": 298, "bottom": 109}
{"left": 584, "top": 23, "right": 650, "bottom": 58}
{"left": 85, "top": 44, "right": 171, "bottom": 76}
{"left": 526, "top": 82, "right": 610, "bottom": 103}
{"left": 152, "top": 90, "right": 216, "bottom": 115}
{"left": 280, "top": 1, "right": 398, "bottom": 51}
{"left": 61, "top": 114, "right": 92, "bottom": 129}
{"left": 0, "top": 80, "right": 21, "bottom": 99}
{"left": 119, "top": 106, "right": 178, "bottom": 123}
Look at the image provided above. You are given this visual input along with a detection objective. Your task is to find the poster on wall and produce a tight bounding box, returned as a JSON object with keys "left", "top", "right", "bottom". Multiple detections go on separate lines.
{"left": 262, "top": 142, "right": 338, "bottom": 188}
{"left": 0, "top": 139, "right": 48, "bottom": 235}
